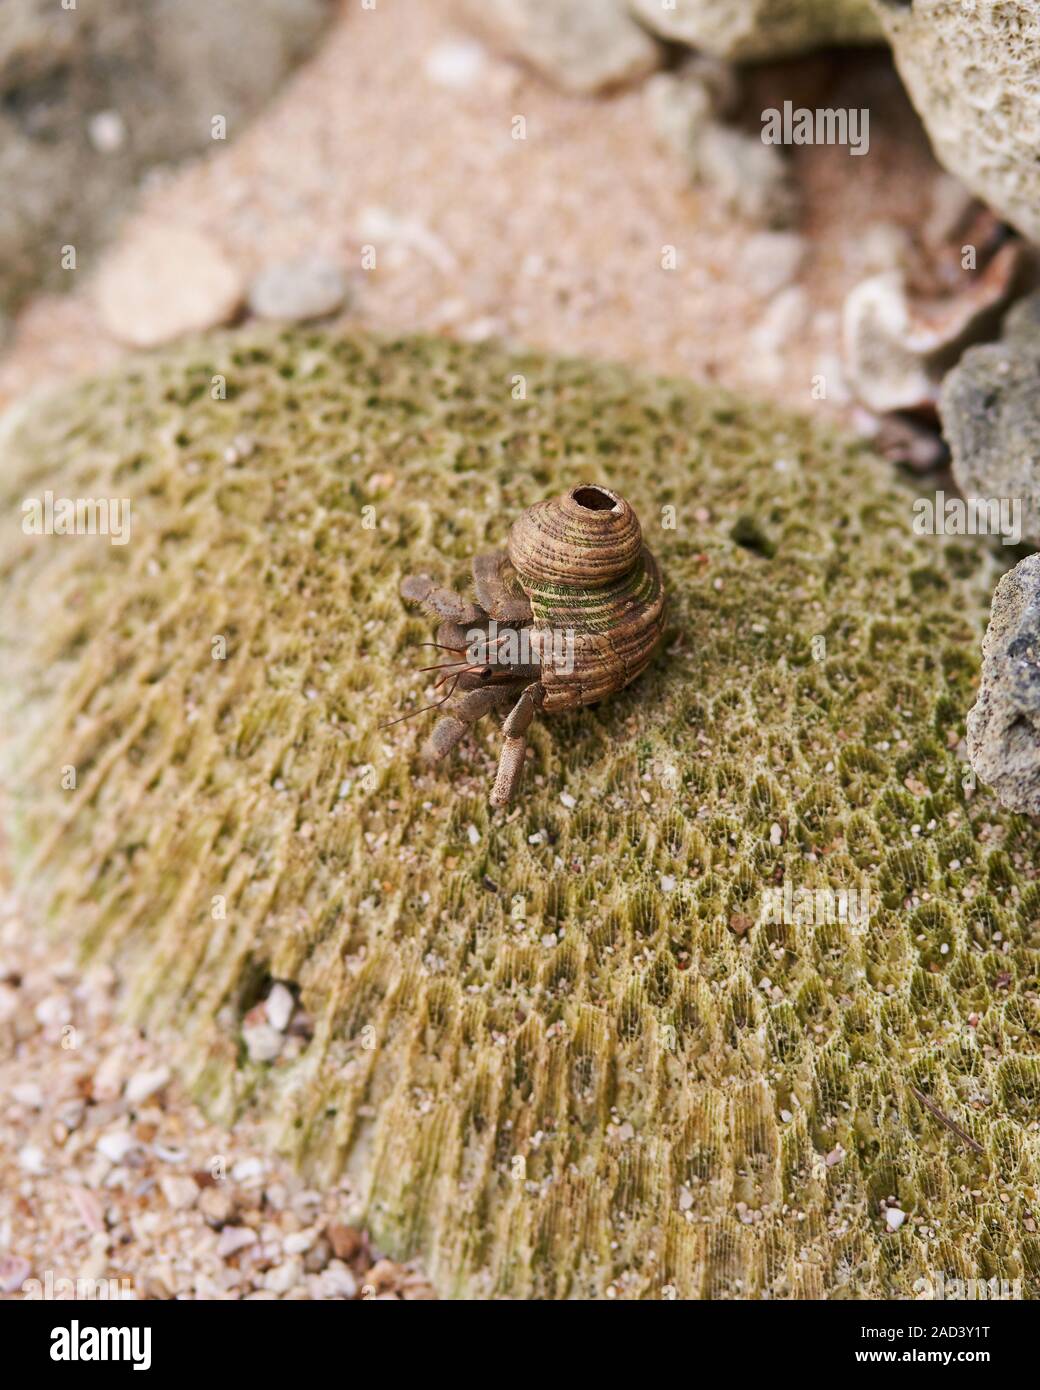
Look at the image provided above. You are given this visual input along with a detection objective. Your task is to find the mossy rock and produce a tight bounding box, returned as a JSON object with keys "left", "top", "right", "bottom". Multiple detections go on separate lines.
{"left": 2, "top": 329, "right": 1038, "bottom": 1299}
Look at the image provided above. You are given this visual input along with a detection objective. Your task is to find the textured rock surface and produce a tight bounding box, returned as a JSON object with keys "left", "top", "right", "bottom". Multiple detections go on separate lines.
{"left": 941, "top": 291, "right": 1040, "bottom": 549}
{"left": 877, "top": 0, "right": 1040, "bottom": 244}
{"left": 457, "top": 0, "right": 660, "bottom": 94}
{"left": 628, "top": 0, "right": 881, "bottom": 59}
{"left": 0, "top": 0, "right": 332, "bottom": 322}
{"left": 2, "top": 329, "right": 1039, "bottom": 1300}
{"left": 967, "top": 557, "right": 1040, "bottom": 819}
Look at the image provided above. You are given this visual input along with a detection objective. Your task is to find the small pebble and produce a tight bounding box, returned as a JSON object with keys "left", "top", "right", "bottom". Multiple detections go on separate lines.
{"left": 95, "top": 225, "right": 244, "bottom": 348}
{"left": 264, "top": 1257, "right": 303, "bottom": 1293}
{"left": 217, "top": 1225, "right": 259, "bottom": 1259}
{"left": 423, "top": 37, "right": 486, "bottom": 89}
{"left": 11, "top": 1081, "right": 43, "bottom": 1108}
{"left": 97, "top": 1130, "right": 139, "bottom": 1165}
{"left": 247, "top": 256, "right": 346, "bottom": 323}
{"left": 243, "top": 1019, "right": 284, "bottom": 1063}
{"left": 264, "top": 983, "right": 295, "bottom": 1033}
{"left": 319, "top": 1264, "right": 359, "bottom": 1298}
{"left": 159, "top": 1174, "right": 199, "bottom": 1211}
{"left": 232, "top": 1157, "right": 264, "bottom": 1183}
{"left": 126, "top": 1065, "right": 171, "bottom": 1104}
{"left": 18, "top": 1144, "right": 47, "bottom": 1175}
{"left": 87, "top": 110, "right": 127, "bottom": 153}
{"left": 283, "top": 1228, "right": 318, "bottom": 1256}
{"left": 0, "top": 1255, "right": 31, "bottom": 1294}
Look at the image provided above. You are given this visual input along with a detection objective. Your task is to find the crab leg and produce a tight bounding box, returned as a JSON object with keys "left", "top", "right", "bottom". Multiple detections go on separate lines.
{"left": 400, "top": 574, "right": 486, "bottom": 626}
{"left": 490, "top": 682, "right": 544, "bottom": 807}
{"left": 424, "top": 686, "right": 513, "bottom": 762}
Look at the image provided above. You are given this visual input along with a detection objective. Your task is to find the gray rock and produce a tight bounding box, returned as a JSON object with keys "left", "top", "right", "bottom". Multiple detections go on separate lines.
{"left": 940, "top": 291, "right": 1040, "bottom": 549}
{"left": 0, "top": 0, "right": 332, "bottom": 321}
{"left": 876, "top": 0, "right": 1040, "bottom": 245}
{"left": 967, "top": 555, "right": 1040, "bottom": 818}
{"left": 458, "top": 0, "right": 661, "bottom": 94}
{"left": 248, "top": 257, "right": 347, "bottom": 322}
{"left": 628, "top": 0, "right": 881, "bottom": 59}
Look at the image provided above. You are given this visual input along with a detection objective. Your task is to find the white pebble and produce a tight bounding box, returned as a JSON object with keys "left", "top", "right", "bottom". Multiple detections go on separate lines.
{"left": 87, "top": 110, "right": 127, "bottom": 152}
{"left": 319, "top": 1264, "right": 359, "bottom": 1298}
{"left": 885, "top": 1207, "right": 906, "bottom": 1231}
{"left": 11, "top": 1082, "right": 43, "bottom": 1109}
{"left": 283, "top": 1229, "right": 318, "bottom": 1256}
{"left": 424, "top": 37, "right": 486, "bottom": 89}
{"left": 18, "top": 1144, "right": 46, "bottom": 1175}
{"left": 264, "top": 1257, "right": 303, "bottom": 1293}
{"left": 97, "top": 1131, "right": 139, "bottom": 1165}
{"left": 232, "top": 1157, "right": 264, "bottom": 1183}
{"left": 217, "top": 1225, "right": 258, "bottom": 1258}
{"left": 243, "top": 1020, "right": 283, "bottom": 1063}
{"left": 125, "top": 1065, "right": 170, "bottom": 1104}
{"left": 264, "top": 983, "right": 295, "bottom": 1033}
{"left": 159, "top": 1175, "right": 199, "bottom": 1211}
{"left": 35, "top": 994, "right": 71, "bottom": 1028}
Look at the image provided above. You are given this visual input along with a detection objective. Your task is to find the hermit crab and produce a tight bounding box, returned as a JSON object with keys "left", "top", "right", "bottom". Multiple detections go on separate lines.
{"left": 388, "top": 484, "right": 665, "bottom": 806}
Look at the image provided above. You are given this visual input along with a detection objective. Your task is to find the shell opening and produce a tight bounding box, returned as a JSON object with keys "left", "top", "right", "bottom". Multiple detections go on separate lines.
{"left": 571, "top": 485, "right": 620, "bottom": 513}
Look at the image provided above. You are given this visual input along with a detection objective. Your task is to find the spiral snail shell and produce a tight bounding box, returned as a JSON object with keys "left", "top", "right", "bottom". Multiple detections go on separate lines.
{"left": 507, "top": 484, "right": 665, "bottom": 711}
{"left": 395, "top": 482, "right": 665, "bottom": 805}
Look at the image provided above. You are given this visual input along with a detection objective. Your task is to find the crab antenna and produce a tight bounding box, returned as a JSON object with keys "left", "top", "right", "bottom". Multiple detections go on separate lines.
{"left": 379, "top": 673, "right": 461, "bottom": 730}
{"left": 417, "top": 659, "right": 472, "bottom": 674}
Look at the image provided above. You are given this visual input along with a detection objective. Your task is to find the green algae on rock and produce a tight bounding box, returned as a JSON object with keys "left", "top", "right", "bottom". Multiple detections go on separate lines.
{"left": 1, "top": 328, "right": 1038, "bottom": 1299}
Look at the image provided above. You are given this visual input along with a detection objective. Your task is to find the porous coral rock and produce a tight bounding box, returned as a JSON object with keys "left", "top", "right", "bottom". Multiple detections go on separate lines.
{"left": 876, "top": 0, "right": 1040, "bottom": 244}
{"left": 1, "top": 329, "right": 1038, "bottom": 1299}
